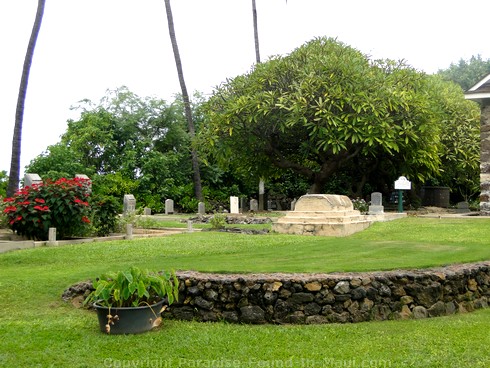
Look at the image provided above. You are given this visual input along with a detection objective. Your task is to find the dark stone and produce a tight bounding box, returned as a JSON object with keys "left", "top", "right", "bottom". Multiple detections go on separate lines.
{"left": 413, "top": 306, "right": 428, "bottom": 319}
{"left": 351, "top": 287, "right": 367, "bottom": 300}
{"left": 237, "top": 297, "right": 249, "bottom": 308}
{"left": 194, "top": 296, "right": 213, "bottom": 310}
{"left": 274, "top": 299, "right": 290, "bottom": 320}
{"left": 204, "top": 289, "right": 219, "bottom": 301}
{"left": 240, "top": 306, "right": 265, "bottom": 324}
{"left": 222, "top": 311, "right": 239, "bottom": 323}
{"left": 474, "top": 297, "right": 489, "bottom": 309}
{"left": 379, "top": 284, "right": 392, "bottom": 297}
{"left": 306, "top": 315, "right": 328, "bottom": 324}
{"left": 304, "top": 302, "right": 322, "bottom": 316}
{"left": 428, "top": 301, "right": 446, "bottom": 317}
{"left": 334, "top": 294, "right": 352, "bottom": 303}
{"left": 285, "top": 311, "right": 305, "bottom": 324}
{"left": 167, "top": 306, "right": 194, "bottom": 321}
{"left": 199, "top": 310, "right": 218, "bottom": 322}
{"left": 365, "top": 287, "right": 379, "bottom": 300}
{"left": 372, "top": 305, "right": 391, "bottom": 321}
{"left": 288, "top": 292, "right": 314, "bottom": 306}
{"left": 328, "top": 312, "right": 349, "bottom": 323}
{"left": 263, "top": 291, "right": 278, "bottom": 304}
{"left": 407, "top": 282, "right": 443, "bottom": 308}
{"left": 187, "top": 286, "right": 201, "bottom": 296}
{"left": 445, "top": 301, "right": 457, "bottom": 315}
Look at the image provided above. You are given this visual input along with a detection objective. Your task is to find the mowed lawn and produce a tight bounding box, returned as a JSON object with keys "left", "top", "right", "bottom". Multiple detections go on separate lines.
{"left": 0, "top": 217, "right": 489, "bottom": 367}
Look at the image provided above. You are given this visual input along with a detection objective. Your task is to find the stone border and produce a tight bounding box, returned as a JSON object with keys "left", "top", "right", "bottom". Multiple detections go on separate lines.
{"left": 0, "top": 228, "right": 186, "bottom": 254}
{"left": 163, "top": 262, "right": 490, "bottom": 324}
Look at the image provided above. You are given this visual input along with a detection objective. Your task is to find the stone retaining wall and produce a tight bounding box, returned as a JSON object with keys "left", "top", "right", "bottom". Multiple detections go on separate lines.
{"left": 164, "top": 262, "right": 490, "bottom": 324}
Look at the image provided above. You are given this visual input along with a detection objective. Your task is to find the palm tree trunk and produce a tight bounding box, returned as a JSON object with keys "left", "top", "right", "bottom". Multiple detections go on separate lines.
{"left": 7, "top": 0, "right": 46, "bottom": 197}
{"left": 252, "top": 0, "right": 260, "bottom": 64}
{"left": 164, "top": 0, "right": 203, "bottom": 201}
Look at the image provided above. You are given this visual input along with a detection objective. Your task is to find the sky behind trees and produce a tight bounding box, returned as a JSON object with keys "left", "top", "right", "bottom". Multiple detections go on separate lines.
{"left": 1, "top": 0, "right": 489, "bottom": 175}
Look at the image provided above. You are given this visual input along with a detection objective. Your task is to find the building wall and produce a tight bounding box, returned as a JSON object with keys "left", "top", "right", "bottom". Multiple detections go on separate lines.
{"left": 480, "top": 102, "right": 490, "bottom": 215}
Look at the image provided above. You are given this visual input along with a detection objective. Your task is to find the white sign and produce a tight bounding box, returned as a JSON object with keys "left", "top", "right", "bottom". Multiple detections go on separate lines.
{"left": 394, "top": 176, "right": 411, "bottom": 190}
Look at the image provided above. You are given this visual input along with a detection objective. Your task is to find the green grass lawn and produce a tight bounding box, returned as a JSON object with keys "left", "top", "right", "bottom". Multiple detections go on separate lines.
{"left": 0, "top": 217, "right": 489, "bottom": 367}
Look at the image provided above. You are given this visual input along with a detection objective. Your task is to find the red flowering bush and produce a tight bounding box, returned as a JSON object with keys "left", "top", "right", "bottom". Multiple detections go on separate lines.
{"left": 3, "top": 177, "right": 92, "bottom": 240}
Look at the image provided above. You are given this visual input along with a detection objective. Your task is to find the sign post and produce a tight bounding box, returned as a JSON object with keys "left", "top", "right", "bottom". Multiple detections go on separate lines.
{"left": 394, "top": 176, "right": 411, "bottom": 213}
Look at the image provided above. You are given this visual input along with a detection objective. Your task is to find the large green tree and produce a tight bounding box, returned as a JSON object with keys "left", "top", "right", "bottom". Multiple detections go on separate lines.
{"left": 26, "top": 88, "right": 194, "bottom": 212}
{"left": 438, "top": 55, "right": 490, "bottom": 91}
{"left": 7, "top": 0, "right": 45, "bottom": 196}
{"left": 201, "top": 37, "right": 443, "bottom": 193}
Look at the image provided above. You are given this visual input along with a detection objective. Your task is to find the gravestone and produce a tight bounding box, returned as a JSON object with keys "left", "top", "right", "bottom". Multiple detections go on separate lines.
{"left": 165, "top": 199, "right": 174, "bottom": 215}
{"left": 75, "top": 174, "right": 92, "bottom": 193}
{"left": 368, "top": 192, "right": 384, "bottom": 215}
{"left": 456, "top": 201, "right": 470, "bottom": 213}
{"left": 250, "top": 199, "right": 258, "bottom": 212}
{"left": 187, "top": 220, "right": 193, "bottom": 233}
{"left": 230, "top": 196, "right": 239, "bottom": 214}
{"left": 143, "top": 207, "right": 151, "bottom": 216}
{"left": 126, "top": 223, "right": 133, "bottom": 240}
{"left": 24, "top": 173, "right": 42, "bottom": 187}
{"left": 291, "top": 198, "right": 297, "bottom": 211}
{"left": 198, "top": 202, "right": 205, "bottom": 215}
{"left": 123, "top": 194, "right": 136, "bottom": 214}
{"left": 48, "top": 227, "right": 58, "bottom": 246}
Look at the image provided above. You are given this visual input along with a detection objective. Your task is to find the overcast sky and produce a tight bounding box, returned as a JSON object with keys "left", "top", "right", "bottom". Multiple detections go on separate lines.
{"left": 1, "top": 0, "right": 489, "bottom": 177}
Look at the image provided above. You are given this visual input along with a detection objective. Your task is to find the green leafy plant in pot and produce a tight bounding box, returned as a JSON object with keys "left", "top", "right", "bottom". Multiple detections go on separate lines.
{"left": 84, "top": 266, "right": 179, "bottom": 334}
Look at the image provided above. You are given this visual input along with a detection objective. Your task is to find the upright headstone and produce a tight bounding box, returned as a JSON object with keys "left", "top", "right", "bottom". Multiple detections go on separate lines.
{"left": 291, "top": 198, "right": 297, "bottom": 211}
{"left": 75, "top": 174, "right": 92, "bottom": 193}
{"left": 24, "top": 173, "right": 42, "bottom": 187}
{"left": 230, "top": 196, "right": 239, "bottom": 214}
{"left": 48, "top": 227, "right": 58, "bottom": 246}
{"left": 456, "top": 201, "right": 470, "bottom": 213}
{"left": 143, "top": 207, "right": 151, "bottom": 216}
{"left": 198, "top": 202, "right": 205, "bottom": 215}
{"left": 126, "top": 223, "right": 133, "bottom": 240}
{"left": 187, "top": 220, "right": 193, "bottom": 233}
{"left": 123, "top": 194, "right": 136, "bottom": 215}
{"left": 259, "top": 179, "right": 265, "bottom": 211}
{"left": 165, "top": 199, "right": 174, "bottom": 215}
{"left": 250, "top": 199, "right": 259, "bottom": 212}
{"left": 368, "top": 192, "right": 384, "bottom": 215}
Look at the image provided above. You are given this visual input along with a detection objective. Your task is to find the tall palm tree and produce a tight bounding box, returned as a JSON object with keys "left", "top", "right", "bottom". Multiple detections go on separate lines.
{"left": 252, "top": 0, "right": 260, "bottom": 64}
{"left": 252, "top": 0, "right": 266, "bottom": 209}
{"left": 7, "top": 0, "right": 46, "bottom": 197}
{"left": 164, "top": 0, "right": 203, "bottom": 201}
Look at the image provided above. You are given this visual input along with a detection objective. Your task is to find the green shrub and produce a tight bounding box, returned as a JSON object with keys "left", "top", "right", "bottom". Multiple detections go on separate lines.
{"left": 90, "top": 194, "right": 120, "bottom": 236}
{"left": 210, "top": 213, "right": 226, "bottom": 230}
{"left": 351, "top": 197, "right": 368, "bottom": 214}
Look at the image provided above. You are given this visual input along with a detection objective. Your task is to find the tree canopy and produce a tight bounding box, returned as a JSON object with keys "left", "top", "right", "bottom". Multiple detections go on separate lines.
{"left": 437, "top": 55, "right": 490, "bottom": 91}
{"left": 201, "top": 37, "right": 453, "bottom": 193}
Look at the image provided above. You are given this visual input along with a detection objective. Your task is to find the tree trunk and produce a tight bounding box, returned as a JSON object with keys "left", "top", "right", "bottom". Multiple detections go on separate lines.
{"left": 164, "top": 0, "right": 203, "bottom": 201}
{"left": 252, "top": 0, "right": 260, "bottom": 64}
{"left": 7, "top": 0, "right": 46, "bottom": 197}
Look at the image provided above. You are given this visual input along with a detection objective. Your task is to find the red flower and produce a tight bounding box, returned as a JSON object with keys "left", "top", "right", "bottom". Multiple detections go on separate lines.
{"left": 34, "top": 198, "right": 45, "bottom": 204}
{"left": 81, "top": 216, "right": 90, "bottom": 224}
{"left": 18, "top": 201, "right": 31, "bottom": 206}
{"left": 33, "top": 205, "right": 50, "bottom": 212}
{"left": 3, "top": 206, "right": 17, "bottom": 213}
{"left": 74, "top": 198, "right": 89, "bottom": 206}
{"left": 3, "top": 197, "right": 14, "bottom": 203}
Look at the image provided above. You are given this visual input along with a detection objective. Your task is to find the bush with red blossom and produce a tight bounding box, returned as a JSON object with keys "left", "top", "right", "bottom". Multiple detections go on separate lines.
{"left": 2, "top": 177, "right": 92, "bottom": 240}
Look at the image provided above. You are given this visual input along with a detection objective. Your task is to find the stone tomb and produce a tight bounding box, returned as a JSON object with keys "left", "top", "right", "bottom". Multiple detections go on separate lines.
{"left": 273, "top": 194, "right": 371, "bottom": 237}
